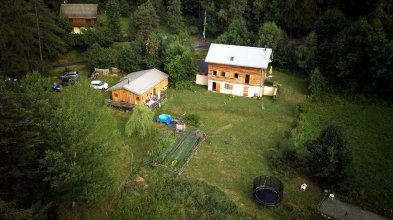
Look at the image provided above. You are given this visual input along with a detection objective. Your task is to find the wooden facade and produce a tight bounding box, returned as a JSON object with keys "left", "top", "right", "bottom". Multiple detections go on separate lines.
{"left": 207, "top": 63, "right": 267, "bottom": 94}
{"left": 69, "top": 18, "right": 97, "bottom": 27}
{"left": 111, "top": 78, "right": 168, "bottom": 105}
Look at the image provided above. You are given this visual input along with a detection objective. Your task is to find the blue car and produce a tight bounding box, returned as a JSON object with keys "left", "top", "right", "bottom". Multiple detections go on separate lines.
{"left": 51, "top": 82, "right": 61, "bottom": 92}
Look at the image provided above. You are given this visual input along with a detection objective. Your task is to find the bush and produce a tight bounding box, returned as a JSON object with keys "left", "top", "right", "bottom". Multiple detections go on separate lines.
{"left": 306, "top": 124, "right": 352, "bottom": 186}
{"left": 269, "top": 138, "right": 305, "bottom": 172}
{"left": 185, "top": 114, "right": 200, "bottom": 127}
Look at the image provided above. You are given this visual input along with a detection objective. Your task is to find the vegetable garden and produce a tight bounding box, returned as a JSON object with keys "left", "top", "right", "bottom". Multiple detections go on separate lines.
{"left": 152, "top": 131, "right": 206, "bottom": 175}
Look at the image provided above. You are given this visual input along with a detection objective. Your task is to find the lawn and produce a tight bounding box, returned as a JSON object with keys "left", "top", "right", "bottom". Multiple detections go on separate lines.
{"left": 292, "top": 96, "right": 393, "bottom": 213}
{"left": 160, "top": 70, "right": 323, "bottom": 219}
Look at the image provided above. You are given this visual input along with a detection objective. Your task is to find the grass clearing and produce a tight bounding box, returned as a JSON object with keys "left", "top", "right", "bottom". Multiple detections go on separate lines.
{"left": 160, "top": 70, "right": 323, "bottom": 219}
{"left": 48, "top": 50, "right": 85, "bottom": 66}
{"left": 293, "top": 96, "right": 393, "bottom": 213}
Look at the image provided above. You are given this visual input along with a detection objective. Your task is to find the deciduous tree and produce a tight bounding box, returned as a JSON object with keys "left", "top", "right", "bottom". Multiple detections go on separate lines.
{"left": 125, "top": 105, "right": 155, "bottom": 138}
{"left": 306, "top": 124, "right": 352, "bottom": 186}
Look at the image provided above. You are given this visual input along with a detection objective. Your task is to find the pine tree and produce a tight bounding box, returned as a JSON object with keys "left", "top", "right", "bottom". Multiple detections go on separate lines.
{"left": 106, "top": 0, "right": 121, "bottom": 41}
{"left": 130, "top": 0, "right": 159, "bottom": 42}
{"left": 0, "top": 0, "right": 66, "bottom": 76}
{"left": 39, "top": 78, "right": 127, "bottom": 206}
{"left": 167, "top": 0, "right": 184, "bottom": 33}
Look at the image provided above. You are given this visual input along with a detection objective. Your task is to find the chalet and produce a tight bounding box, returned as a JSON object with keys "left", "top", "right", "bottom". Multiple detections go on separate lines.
{"left": 60, "top": 4, "right": 98, "bottom": 34}
{"left": 107, "top": 69, "right": 169, "bottom": 105}
{"left": 205, "top": 43, "right": 273, "bottom": 97}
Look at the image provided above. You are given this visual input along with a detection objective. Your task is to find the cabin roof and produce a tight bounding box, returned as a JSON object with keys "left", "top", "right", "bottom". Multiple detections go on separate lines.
{"left": 108, "top": 68, "right": 169, "bottom": 95}
{"left": 60, "top": 4, "right": 98, "bottom": 19}
{"left": 205, "top": 43, "right": 272, "bottom": 69}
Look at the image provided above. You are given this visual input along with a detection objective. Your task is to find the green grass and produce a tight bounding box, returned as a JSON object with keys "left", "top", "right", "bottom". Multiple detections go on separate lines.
{"left": 48, "top": 50, "right": 85, "bottom": 66}
{"left": 160, "top": 70, "right": 323, "bottom": 219}
{"left": 293, "top": 96, "right": 393, "bottom": 212}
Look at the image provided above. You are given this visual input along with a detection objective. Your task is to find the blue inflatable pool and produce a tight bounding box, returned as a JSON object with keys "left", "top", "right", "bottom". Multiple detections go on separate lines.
{"left": 156, "top": 114, "right": 174, "bottom": 126}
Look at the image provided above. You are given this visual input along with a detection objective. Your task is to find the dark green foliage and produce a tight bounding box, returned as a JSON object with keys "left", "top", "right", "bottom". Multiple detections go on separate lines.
{"left": 129, "top": 0, "right": 159, "bottom": 42}
{"left": 257, "top": 22, "right": 284, "bottom": 51}
{"left": 117, "top": 44, "right": 142, "bottom": 73}
{"left": 0, "top": 74, "right": 52, "bottom": 218}
{"left": 307, "top": 68, "right": 326, "bottom": 98}
{"left": 216, "top": 19, "right": 251, "bottom": 46}
{"left": 184, "top": 114, "right": 200, "bottom": 127}
{"left": 125, "top": 105, "right": 155, "bottom": 138}
{"left": 106, "top": 0, "right": 121, "bottom": 40}
{"left": 270, "top": 138, "right": 305, "bottom": 172}
{"left": 167, "top": 0, "right": 184, "bottom": 33}
{"left": 313, "top": 9, "right": 349, "bottom": 43}
{"left": 327, "top": 16, "right": 393, "bottom": 99}
{"left": 86, "top": 43, "right": 117, "bottom": 70}
{"left": 39, "top": 77, "right": 124, "bottom": 205}
{"left": 164, "top": 51, "right": 197, "bottom": 89}
{"left": 280, "top": 0, "right": 318, "bottom": 33}
{"left": 295, "top": 32, "right": 318, "bottom": 72}
{"left": 306, "top": 124, "right": 352, "bottom": 186}
{"left": 119, "top": 0, "right": 130, "bottom": 17}
{"left": 0, "top": 0, "right": 66, "bottom": 76}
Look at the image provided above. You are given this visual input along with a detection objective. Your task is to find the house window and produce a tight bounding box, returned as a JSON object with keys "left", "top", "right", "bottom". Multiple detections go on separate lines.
{"left": 213, "top": 70, "right": 217, "bottom": 76}
{"left": 136, "top": 97, "right": 140, "bottom": 101}
{"left": 225, "top": 84, "right": 229, "bottom": 89}
{"left": 114, "top": 93, "right": 118, "bottom": 97}
{"left": 234, "top": 73, "right": 239, "bottom": 79}
{"left": 221, "top": 72, "right": 225, "bottom": 77}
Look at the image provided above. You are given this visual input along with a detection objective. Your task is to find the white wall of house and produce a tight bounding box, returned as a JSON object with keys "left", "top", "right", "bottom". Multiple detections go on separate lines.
{"left": 195, "top": 74, "right": 208, "bottom": 85}
{"left": 263, "top": 86, "right": 277, "bottom": 96}
{"left": 208, "top": 80, "right": 266, "bottom": 97}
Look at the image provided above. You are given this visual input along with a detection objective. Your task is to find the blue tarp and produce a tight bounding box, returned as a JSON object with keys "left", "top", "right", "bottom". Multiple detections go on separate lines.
{"left": 157, "top": 114, "right": 173, "bottom": 126}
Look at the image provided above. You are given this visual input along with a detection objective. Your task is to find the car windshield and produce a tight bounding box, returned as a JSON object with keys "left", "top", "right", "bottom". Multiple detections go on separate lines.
{"left": 99, "top": 81, "right": 105, "bottom": 86}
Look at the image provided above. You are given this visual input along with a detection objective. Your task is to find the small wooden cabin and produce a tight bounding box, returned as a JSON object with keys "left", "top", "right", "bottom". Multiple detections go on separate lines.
{"left": 205, "top": 43, "right": 273, "bottom": 97}
{"left": 108, "top": 69, "right": 169, "bottom": 105}
{"left": 60, "top": 4, "right": 98, "bottom": 33}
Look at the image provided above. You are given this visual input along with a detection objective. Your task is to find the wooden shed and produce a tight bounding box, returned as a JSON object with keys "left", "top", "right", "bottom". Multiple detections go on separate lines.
{"left": 108, "top": 69, "right": 169, "bottom": 105}
{"left": 60, "top": 4, "right": 98, "bottom": 33}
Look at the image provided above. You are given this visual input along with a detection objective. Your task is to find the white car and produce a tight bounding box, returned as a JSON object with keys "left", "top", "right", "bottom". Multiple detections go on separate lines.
{"left": 91, "top": 80, "right": 108, "bottom": 90}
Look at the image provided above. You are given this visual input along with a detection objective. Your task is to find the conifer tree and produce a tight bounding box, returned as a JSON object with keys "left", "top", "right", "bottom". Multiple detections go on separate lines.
{"left": 106, "top": 0, "right": 121, "bottom": 41}
{"left": 167, "top": 0, "right": 184, "bottom": 33}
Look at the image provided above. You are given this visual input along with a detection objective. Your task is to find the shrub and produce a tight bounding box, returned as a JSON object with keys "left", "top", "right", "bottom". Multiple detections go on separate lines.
{"left": 185, "top": 114, "right": 200, "bottom": 127}
{"left": 270, "top": 138, "right": 305, "bottom": 172}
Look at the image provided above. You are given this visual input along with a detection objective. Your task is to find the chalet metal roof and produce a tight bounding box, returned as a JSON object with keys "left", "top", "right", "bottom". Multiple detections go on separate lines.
{"left": 60, "top": 4, "right": 98, "bottom": 19}
{"left": 107, "top": 69, "right": 169, "bottom": 95}
{"left": 205, "top": 43, "right": 272, "bottom": 69}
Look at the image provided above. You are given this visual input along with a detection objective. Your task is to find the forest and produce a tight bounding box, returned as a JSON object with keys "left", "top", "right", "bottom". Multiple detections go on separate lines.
{"left": 0, "top": 0, "right": 392, "bottom": 219}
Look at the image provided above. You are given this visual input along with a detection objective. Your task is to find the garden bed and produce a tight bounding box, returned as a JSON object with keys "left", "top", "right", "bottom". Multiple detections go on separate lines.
{"left": 151, "top": 130, "right": 206, "bottom": 175}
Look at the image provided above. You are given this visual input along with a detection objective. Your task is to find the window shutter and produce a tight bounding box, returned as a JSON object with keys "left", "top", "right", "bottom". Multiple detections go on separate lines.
{"left": 229, "top": 72, "right": 233, "bottom": 79}
{"left": 249, "top": 75, "right": 254, "bottom": 85}
{"left": 229, "top": 84, "right": 233, "bottom": 90}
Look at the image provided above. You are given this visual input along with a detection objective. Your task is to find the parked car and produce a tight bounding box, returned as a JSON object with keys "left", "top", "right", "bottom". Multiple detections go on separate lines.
{"left": 59, "top": 71, "right": 79, "bottom": 80}
{"left": 61, "top": 77, "right": 78, "bottom": 86}
{"left": 90, "top": 80, "right": 108, "bottom": 90}
{"left": 51, "top": 82, "right": 61, "bottom": 92}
